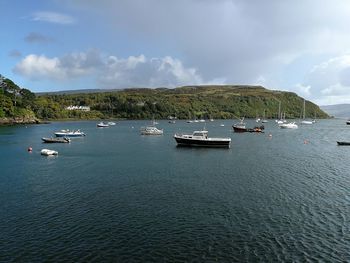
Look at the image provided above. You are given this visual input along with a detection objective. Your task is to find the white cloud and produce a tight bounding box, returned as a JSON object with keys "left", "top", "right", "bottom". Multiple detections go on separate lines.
{"left": 13, "top": 50, "right": 99, "bottom": 80}
{"left": 295, "top": 83, "right": 311, "bottom": 97}
{"left": 302, "top": 55, "right": 350, "bottom": 104}
{"left": 13, "top": 54, "right": 64, "bottom": 80}
{"left": 61, "top": 0, "right": 350, "bottom": 86}
{"left": 31, "top": 11, "right": 75, "bottom": 25}
{"left": 99, "top": 55, "right": 203, "bottom": 88}
{"left": 13, "top": 51, "right": 204, "bottom": 88}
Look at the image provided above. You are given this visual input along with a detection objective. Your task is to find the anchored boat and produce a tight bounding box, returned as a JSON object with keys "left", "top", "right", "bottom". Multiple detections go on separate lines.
{"left": 174, "top": 130, "right": 231, "bottom": 148}
{"left": 41, "top": 149, "right": 58, "bottom": 156}
{"left": 42, "top": 137, "right": 71, "bottom": 143}
{"left": 55, "top": 129, "right": 86, "bottom": 137}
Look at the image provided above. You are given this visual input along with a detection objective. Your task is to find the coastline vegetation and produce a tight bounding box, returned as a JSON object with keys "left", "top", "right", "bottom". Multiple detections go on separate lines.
{"left": 0, "top": 74, "right": 329, "bottom": 125}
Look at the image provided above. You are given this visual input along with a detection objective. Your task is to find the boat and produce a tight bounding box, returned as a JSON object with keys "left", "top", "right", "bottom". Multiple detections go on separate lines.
{"left": 337, "top": 141, "right": 350, "bottom": 146}
{"left": 140, "top": 126, "right": 163, "bottom": 135}
{"left": 261, "top": 110, "right": 268, "bottom": 123}
{"left": 346, "top": 120, "right": 350, "bottom": 125}
{"left": 107, "top": 121, "right": 116, "bottom": 126}
{"left": 187, "top": 112, "right": 193, "bottom": 123}
{"left": 41, "top": 149, "right": 58, "bottom": 156}
{"left": 300, "top": 120, "right": 313, "bottom": 125}
{"left": 174, "top": 130, "right": 231, "bottom": 148}
{"left": 275, "top": 101, "right": 283, "bottom": 124}
{"left": 233, "top": 117, "right": 264, "bottom": 133}
{"left": 97, "top": 122, "right": 109, "bottom": 127}
{"left": 55, "top": 129, "right": 86, "bottom": 137}
{"left": 42, "top": 137, "right": 71, "bottom": 143}
{"left": 151, "top": 115, "right": 159, "bottom": 125}
{"left": 168, "top": 115, "right": 176, "bottom": 124}
{"left": 300, "top": 99, "right": 313, "bottom": 125}
{"left": 232, "top": 118, "right": 247, "bottom": 132}
{"left": 247, "top": 126, "right": 264, "bottom": 133}
{"left": 279, "top": 122, "right": 298, "bottom": 129}
{"left": 220, "top": 124, "right": 225, "bottom": 127}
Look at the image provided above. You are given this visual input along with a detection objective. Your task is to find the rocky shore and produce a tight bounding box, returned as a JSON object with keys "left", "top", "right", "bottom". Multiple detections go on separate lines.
{"left": 0, "top": 117, "right": 42, "bottom": 126}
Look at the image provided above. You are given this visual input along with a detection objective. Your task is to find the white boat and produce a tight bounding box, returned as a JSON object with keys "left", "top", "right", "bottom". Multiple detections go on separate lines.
{"left": 140, "top": 126, "right": 163, "bottom": 135}
{"left": 300, "top": 120, "right": 313, "bottom": 125}
{"left": 220, "top": 124, "right": 225, "bottom": 127}
{"left": 174, "top": 130, "right": 231, "bottom": 148}
{"left": 261, "top": 110, "right": 268, "bottom": 123}
{"left": 41, "top": 149, "right": 58, "bottom": 156}
{"left": 97, "top": 122, "right": 109, "bottom": 127}
{"left": 279, "top": 122, "right": 298, "bottom": 129}
{"left": 55, "top": 129, "right": 86, "bottom": 137}
{"left": 300, "top": 99, "right": 313, "bottom": 125}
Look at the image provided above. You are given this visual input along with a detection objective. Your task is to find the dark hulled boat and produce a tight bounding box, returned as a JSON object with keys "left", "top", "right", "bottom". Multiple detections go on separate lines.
{"left": 42, "top": 137, "right": 71, "bottom": 143}
{"left": 174, "top": 130, "right": 231, "bottom": 148}
{"left": 337, "top": 141, "right": 350, "bottom": 146}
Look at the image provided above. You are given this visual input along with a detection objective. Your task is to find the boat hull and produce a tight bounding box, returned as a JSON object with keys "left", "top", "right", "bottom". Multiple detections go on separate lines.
{"left": 233, "top": 126, "right": 247, "bottom": 132}
{"left": 233, "top": 125, "right": 264, "bottom": 133}
{"left": 337, "top": 141, "right": 350, "bottom": 146}
{"left": 42, "top": 137, "right": 70, "bottom": 143}
{"left": 41, "top": 149, "right": 58, "bottom": 156}
{"left": 174, "top": 136, "right": 230, "bottom": 148}
{"left": 55, "top": 132, "right": 85, "bottom": 137}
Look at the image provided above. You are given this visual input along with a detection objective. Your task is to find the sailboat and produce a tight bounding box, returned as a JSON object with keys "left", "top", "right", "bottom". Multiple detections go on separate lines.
{"left": 151, "top": 115, "right": 159, "bottom": 125}
{"left": 187, "top": 112, "right": 193, "bottom": 123}
{"left": 261, "top": 109, "right": 268, "bottom": 123}
{"left": 275, "top": 101, "right": 284, "bottom": 124}
{"left": 300, "top": 99, "right": 313, "bottom": 125}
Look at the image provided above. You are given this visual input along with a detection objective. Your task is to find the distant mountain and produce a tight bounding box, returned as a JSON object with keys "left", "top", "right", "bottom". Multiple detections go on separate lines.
{"left": 320, "top": 104, "right": 350, "bottom": 118}
{"left": 36, "top": 89, "right": 116, "bottom": 95}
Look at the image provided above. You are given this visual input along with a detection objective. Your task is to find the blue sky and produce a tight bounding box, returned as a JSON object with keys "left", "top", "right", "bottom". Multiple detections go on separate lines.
{"left": 1, "top": 0, "right": 350, "bottom": 105}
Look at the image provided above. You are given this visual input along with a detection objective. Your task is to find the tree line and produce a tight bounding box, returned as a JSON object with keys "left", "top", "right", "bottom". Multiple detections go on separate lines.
{"left": 0, "top": 75, "right": 329, "bottom": 123}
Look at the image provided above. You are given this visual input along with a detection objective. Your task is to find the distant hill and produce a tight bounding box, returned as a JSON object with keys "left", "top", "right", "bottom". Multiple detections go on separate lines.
{"left": 38, "top": 85, "right": 330, "bottom": 120}
{"left": 320, "top": 104, "right": 350, "bottom": 118}
{"left": 36, "top": 89, "right": 114, "bottom": 95}
{"left": 0, "top": 73, "right": 330, "bottom": 123}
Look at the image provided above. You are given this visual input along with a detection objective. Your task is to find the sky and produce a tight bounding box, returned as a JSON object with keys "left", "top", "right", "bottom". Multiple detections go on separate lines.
{"left": 1, "top": 0, "right": 350, "bottom": 105}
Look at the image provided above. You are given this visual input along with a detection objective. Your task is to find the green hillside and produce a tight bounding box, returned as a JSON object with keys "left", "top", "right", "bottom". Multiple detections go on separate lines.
{"left": 0, "top": 74, "right": 329, "bottom": 124}
{"left": 39, "top": 85, "right": 328, "bottom": 120}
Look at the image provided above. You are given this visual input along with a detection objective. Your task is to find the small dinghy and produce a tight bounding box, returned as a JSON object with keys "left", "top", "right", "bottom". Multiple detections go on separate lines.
{"left": 41, "top": 149, "right": 58, "bottom": 156}
{"left": 42, "top": 137, "right": 71, "bottom": 143}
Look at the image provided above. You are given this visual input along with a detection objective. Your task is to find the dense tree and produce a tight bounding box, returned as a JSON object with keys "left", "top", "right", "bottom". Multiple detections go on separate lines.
{"left": 0, "top": 75, "right": 329, "bottom": 124}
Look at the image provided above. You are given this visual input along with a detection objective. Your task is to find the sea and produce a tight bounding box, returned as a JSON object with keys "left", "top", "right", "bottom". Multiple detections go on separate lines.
{"left": 0, "top": 119, "right": 349, "bottom": 262}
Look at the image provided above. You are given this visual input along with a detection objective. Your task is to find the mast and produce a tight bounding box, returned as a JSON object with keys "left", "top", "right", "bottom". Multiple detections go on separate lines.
{"left": 303, "top": 99, "right": 306, "bottom": 119}
{"left": 278, "top": 101, "right": 281, "bottom": 120}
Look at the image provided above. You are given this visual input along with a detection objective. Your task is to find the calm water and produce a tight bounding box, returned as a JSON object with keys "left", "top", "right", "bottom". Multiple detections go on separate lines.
{"left": 0, "top": 119, "right": 349, "bottom": 262}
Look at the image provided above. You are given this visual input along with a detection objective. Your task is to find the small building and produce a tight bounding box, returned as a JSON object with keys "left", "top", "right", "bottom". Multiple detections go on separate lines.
{"left": 66, "top": 105, "right": 90, "bottom": 111}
